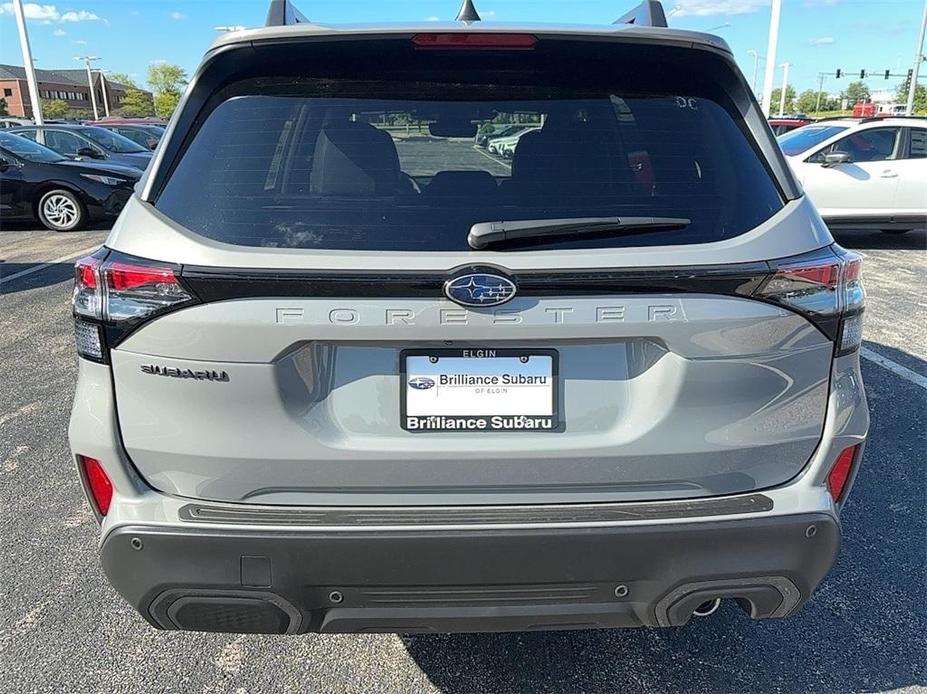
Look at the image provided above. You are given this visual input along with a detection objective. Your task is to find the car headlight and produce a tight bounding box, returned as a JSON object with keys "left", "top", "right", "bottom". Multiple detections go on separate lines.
{"left": 80, "top": 173, "right": 127, "bottom": 186}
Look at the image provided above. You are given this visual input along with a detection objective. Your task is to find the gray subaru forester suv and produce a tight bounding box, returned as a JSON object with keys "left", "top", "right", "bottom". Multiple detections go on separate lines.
{"left": 68, "top": 0, "right": 869, "bottom": 635}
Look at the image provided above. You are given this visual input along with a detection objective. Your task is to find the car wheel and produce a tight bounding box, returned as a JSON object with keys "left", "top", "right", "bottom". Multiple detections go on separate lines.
{"left": 880, "top": 229, "right": 912, "bottom": 235}
{"left": 37, "top": 189, "right": 85, "bottom": 232}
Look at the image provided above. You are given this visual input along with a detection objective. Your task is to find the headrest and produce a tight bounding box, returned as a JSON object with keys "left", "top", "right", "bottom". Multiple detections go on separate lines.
{"left": 310, "top": 122, "right": 400, "bottom": 196}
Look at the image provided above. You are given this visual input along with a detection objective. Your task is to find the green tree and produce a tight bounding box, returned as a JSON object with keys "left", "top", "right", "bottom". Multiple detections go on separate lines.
{"left": 0, "top": 97, "right": 8, "bottom": 116}
{"left": 153, "top": 92, "right": 181, "bottom": 119}
{"left": 769, "top": 85, "right": 797, "bottom": 114}
{"left": 67, "top": 108, "right": 94, "bottom": 121}
{"left": 106, "top": 72, "right": 137, "bottom": 89}
{"left": 117, "top": 88, "right": 155, "bottom": 117}
{"left": 41, "top": 99, "right": 70, "bottom": 119}
{"left": 844, "top": 80, "right": 870, "bottom": 105}
{"left": 147, "top": 63, "right": 187, "bottom": 94}
{"left": 895, "top": 82, "right": 927, "bottom": 115}
{"left": 796, "top": 89, "right": 821, "bottom": 113}
{"left": 147, "top": 63, "right": 187, "bottom": 118}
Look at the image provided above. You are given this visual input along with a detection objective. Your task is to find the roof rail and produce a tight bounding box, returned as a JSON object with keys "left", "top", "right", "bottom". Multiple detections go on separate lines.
{"left": 266, "top": 0, "right": 309, "bottom": 26}
{"left": 614, "top": 0, "right": 668, "bottom": 27}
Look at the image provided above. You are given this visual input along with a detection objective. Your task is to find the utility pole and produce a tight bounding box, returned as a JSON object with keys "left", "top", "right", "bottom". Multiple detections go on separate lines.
{"left": 906, "top": 0, "right": 927, "bottom": 115}
{"left": 747, "top": 49, "right": 761, "bottom": 97}
{"left": 815, "top": 72, "right": 827, "bottom": 113}
{"left": 11, "top": 0, "right": 43, "bottom": 124}
{"left": 760, "top": 0, "right": 782, "bottom": 116}
{"left": 75, "top": 55, "right": 100, "bottom": 120}
{"left": 778, "top": 62, "right": 791, "bottom": 117}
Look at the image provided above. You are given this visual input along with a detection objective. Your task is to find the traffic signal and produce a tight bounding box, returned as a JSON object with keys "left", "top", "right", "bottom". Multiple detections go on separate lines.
{"left": 836, "top": 69, "right": 842, "bottom": 78}
{"left": 859, "top": 70, "right": 866, "bottom": 79}
{"left": 884, "top": 70, "right": 890, "bottom": 80}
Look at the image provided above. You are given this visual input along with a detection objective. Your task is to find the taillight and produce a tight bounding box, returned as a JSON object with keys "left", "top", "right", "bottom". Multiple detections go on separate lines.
{"left": 826, "top": 444, "right": 860, "bottom": 502}
{"left": 412, "top": 33, "right": 538, "bottom": 49}
{"left": 754, "top": 246, "right": 865, "bottom": 355}
{"left": 78, "top": 455, "right": 113, "bottom": 516}
{"left": 103, "top": 258, "right": 193, "bottom": 321}
{"left": 71, "top": 249, "right": 196, "bottom": 362}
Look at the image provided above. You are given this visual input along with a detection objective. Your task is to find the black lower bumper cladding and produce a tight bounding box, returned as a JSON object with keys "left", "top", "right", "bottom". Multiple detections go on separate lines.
{"left": 101, "top": 512, "right": 840, "bottom": 635}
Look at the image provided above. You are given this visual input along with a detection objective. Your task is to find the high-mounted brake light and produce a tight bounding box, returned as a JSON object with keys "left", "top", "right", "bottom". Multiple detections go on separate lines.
{"left": 412, "top": 33, "right": 537, "bottom": 49}
{"left": 71, "top": 250, "right": 197, "bottom": 362}
{"left": 78, "top": 455, "right": 113, "bottom": 516}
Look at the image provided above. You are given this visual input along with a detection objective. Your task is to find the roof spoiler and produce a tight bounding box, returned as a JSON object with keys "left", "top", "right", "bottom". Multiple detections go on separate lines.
{"left": 613, "top": 0, "right": 668, "bottom": 27}
{"left": 266, "top": 0, "right": 309, "bottom": 26}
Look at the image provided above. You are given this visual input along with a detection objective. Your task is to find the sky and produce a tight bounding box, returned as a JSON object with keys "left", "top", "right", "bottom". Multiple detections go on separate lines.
{"left": 0, "top": 0, "right": 924, "bottom": 99}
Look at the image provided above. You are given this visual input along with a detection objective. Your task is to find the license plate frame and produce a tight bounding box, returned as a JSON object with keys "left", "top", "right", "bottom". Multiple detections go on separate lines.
{"left": 400, "top": 348, "right": 560, "bottom": 433}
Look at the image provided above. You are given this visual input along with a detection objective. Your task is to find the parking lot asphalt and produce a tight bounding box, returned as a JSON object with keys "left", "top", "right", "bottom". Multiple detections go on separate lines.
{"left": 0, "top": 222, "right": 924, "bottom": 694}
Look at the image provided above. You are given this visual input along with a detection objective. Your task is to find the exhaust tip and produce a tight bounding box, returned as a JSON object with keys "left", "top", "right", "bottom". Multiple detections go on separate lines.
{"left": 692, "top": 598, "right": 722, "bottom": 618}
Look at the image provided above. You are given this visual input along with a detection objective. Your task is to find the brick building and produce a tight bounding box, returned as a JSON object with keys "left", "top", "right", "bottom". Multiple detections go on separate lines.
{"left": 0, "top": 64, "right": 152, "bottom": 118}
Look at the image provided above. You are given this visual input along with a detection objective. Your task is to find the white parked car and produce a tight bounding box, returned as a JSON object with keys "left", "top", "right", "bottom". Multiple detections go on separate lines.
{"left": 779, "top": 118, "right": 926, "bottom": 234}
{"left": 488, "top": 127, "right": 540, "bottom": 157}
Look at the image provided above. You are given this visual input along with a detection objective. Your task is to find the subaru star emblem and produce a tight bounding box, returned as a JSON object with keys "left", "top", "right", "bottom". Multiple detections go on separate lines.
{"left": 444, "top": 272, "right": 517, "bottom": 308}
{"left": 408, "top": 377, "right": 436, "bottom": 390}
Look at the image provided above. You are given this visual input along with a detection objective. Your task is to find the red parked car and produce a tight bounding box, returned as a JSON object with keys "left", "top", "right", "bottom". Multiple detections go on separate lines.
{"left": 768, "top": 117, "right": 814, "bottom": 136}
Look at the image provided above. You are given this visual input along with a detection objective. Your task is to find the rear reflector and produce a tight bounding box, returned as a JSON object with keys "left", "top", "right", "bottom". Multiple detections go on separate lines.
{"left": 826, "top": 445, "right": 860, "bottom": 502}
{"left": 79, "top": 455, "right": 113, "bottom": 516}
{"left": 412, "top": 33, "right": 537, "bottom": 49}
{"left": 74, "top": 319, "right": 104, "bottom": 361}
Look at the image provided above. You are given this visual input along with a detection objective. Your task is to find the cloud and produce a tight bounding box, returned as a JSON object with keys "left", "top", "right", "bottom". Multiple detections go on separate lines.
{"left": 72, "top": 39, "right": 87, "bottom": 44}
{"left": 60, "top": 9, "right": 99, "bottom": 22}
{"left": 808, "top": 36, "right": 836, "bottom": 46}
{"left": 425, "top": 15, "right": 440, "bottom": 21}
{"left": 483, "top": 9, "right": 496, "bottom": 17}
{"left": 169, "top": 11, "right": 185, "bottom": 20}
{"left": 149, "top": 59, "right": 167, "bottom": 65}
{"left": 52, "top": 27, "right": 65, "bottom": 35}
{"left": 0, "top": 2, "right": 58, "bottom": 20}
{"left": 0, "top": 3, "right": 101, "bottom": 22}
{"left": 669, "top": 0, "right": 768, "bottom": 17}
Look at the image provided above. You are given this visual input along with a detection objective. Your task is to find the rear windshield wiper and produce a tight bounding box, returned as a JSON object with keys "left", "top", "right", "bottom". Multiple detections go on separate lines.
{"left": 467, "top": 217, "right": 691, "bottom": 250}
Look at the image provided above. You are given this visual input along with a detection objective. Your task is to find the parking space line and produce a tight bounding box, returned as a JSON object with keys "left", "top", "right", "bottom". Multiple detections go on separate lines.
{"left": 861, "top": 347, "right": 927, "bottom": 391}
{"left": 472, "top": 145, "right": 512, "bottom": 170}
{"left": 0, "top": 245, "right": 101, "bottom": 285}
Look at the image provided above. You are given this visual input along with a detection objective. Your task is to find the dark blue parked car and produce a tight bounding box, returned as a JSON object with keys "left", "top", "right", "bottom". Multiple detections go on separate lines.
{"left": 8, "top": 124, "right": 153, "bottom": 171}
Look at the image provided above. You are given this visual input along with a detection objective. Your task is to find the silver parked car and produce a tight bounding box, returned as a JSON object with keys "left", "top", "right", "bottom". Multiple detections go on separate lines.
{"left": 69, "top": 0, "right": 868, "bottom": 636}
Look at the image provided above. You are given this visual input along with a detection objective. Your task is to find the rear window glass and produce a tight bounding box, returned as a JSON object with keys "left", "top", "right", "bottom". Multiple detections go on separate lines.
{"left": 156, "top": 74, "right": 783, "bottom": 252}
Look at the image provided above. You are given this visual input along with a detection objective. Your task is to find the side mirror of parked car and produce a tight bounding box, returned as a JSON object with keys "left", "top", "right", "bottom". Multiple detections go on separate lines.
{"left": 0, "top": 157, "right": 10, "bottom": 172}
{"left": 822, "top": 152, "right": 851, "bottom": 167}
{"left": 77, "top": 146, "right": 104, "bottom": 159}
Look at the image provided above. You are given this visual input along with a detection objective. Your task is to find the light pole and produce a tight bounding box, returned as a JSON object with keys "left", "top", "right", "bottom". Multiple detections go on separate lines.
{"left": 760, "top": 0, "right": 782, "bottom": 116}
{"left": 75, "top": 55, "right": 100, "bottom": 120}
{"left": 99, "top": 70, "right": 110, "bottom": 118}
{"left": 747, "top": 49, "right": 762, "bottom": 97}
{"left": 778, "top": 62, "right": 791, "bottom": 117}
{"left": 10, "top": 0, "right": 43, "bottom": 124}
{"left": 906, "top": 0, "right": 927, "bottom": 115}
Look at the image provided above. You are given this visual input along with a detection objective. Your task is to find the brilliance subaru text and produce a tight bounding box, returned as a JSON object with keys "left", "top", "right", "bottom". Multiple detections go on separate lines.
{"left": 68, "top": 0, "right": 869, "bottom": 635}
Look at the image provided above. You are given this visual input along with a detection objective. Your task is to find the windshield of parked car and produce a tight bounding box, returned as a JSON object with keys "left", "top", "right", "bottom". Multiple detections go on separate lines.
{"left": 155, "top": 42, "right": 784, "bottom": 252}
{"left": 777, "top": 125, "right": 849, "bottom": 156}
{"left": 78, "top": 126, "right": 148, "bottom": 153}
{"left": 0, "top": 132, "right": 65, "bottom": 163}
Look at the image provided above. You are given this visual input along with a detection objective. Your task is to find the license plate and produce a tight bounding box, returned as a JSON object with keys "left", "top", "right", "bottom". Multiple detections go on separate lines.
{"left": 401, "top": 349, "right": 559, "bottom": 433}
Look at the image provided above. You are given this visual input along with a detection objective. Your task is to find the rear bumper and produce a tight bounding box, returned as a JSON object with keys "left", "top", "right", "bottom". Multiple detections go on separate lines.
{"left": 101, "top": 511, "right": 840, "bottom": 634}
